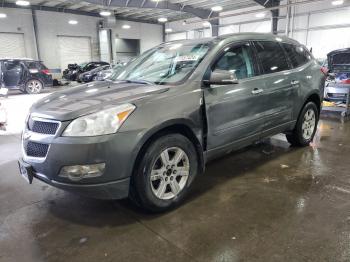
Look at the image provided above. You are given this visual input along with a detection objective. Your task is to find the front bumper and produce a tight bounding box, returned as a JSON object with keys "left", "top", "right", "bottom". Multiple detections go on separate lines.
{"left": 21, "top": 118, "right": 142, "bottom": 199}
{"left": 26, "top": 167, "right": 130, "bottom": 199}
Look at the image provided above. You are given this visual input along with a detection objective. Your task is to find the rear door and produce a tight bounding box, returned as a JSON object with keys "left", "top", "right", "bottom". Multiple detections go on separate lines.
{"left": 204, "top": 42, "right": 265, "bottom": 151}
{"left": 252, "top": 41, "right": 296, "bottom": 134}
{"left": 2, "top": 60, "right": 24, "bottom": 88}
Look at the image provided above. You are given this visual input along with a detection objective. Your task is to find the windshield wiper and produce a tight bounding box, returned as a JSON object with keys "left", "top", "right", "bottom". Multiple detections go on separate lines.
{"left": 124, "top": 79, "right": 154, "bottom": 85}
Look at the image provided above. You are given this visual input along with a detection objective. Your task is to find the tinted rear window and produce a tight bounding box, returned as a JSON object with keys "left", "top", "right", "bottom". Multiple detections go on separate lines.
{"left": 331, "top": 53, "right": 350, "bottom": 65}
{"left": 254, "top": 41, "right": 290, "bottom": 74}
{"left": 282, "top": 43, "right": 312, "bottom": 68}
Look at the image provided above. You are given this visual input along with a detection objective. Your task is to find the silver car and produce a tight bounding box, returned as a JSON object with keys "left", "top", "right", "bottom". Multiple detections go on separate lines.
{"left": 324, "top": 48, "right": 350, "bottom": 102}
{"left": 18, "top": 33, "right": 325, "bottom": 212}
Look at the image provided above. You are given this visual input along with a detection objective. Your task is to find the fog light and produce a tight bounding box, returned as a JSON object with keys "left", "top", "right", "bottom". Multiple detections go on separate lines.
{"left": 59, "top": 163, "right": 105, "bottom": 181}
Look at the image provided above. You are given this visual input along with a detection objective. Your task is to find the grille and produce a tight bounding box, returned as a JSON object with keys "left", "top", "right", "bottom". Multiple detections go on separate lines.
{"left": 29, "top": 120, "right": 59, "bottom": 135}
{"left": 26, "top": 141, "right": 49, "bottom": 158}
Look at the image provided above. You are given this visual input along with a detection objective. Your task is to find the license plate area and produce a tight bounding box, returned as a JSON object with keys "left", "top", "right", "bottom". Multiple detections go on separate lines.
{"left": 18, "top": 159, "right": 34, "bottom": 184}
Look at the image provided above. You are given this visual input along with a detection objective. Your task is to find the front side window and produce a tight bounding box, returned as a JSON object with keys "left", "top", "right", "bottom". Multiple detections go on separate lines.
{"left": 212, "top": 43, "right": 255, "bottom": 80}
{"left": 4, "top": 61, "right": 22, "bottom": 71}
{"left": 255, "top": 41, "right": 290, "bottom": 74}
{"left": 114, "top": 42, "right": 211, "bottom": 85}
{"left": 282, "top": 43, "right": 311, "bottom": 68}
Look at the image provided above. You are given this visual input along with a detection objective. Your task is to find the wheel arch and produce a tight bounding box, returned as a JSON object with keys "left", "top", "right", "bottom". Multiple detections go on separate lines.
{"left": 303, "top": 92, "right": 321, "bottom": 116}
{"left": 25, "top": 78, "right": 44, "bottom": 92}
{"left": 131, "top": 119, "right": 205, "bottom": 179}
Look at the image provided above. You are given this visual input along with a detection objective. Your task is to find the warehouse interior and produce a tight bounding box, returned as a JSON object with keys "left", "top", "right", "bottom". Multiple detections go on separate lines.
{"left": 1, "top": 0, "right": 350, "bottom": 261}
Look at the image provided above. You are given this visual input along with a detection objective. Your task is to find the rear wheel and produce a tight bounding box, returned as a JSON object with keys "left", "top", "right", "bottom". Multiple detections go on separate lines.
{"left": 25, "top": 79, "right": 43, "bottom": 94}
{"left": 286, "top": 101, "right": 319, "bottom": 146}
{"left": 130, "top": 134, "right": 198, "bottom": 212}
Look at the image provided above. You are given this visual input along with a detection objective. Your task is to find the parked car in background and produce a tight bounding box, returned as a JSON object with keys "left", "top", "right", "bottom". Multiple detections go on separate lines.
{"left": 19, "top": 34, "right": 325, "bottom": 212}
{"left": 63, "top": 61, "right": 109, "bottom": 81}
{"left": 324, "top": 48, "right": 350, "bottom": 102}
{"left": 0, "top": 58, "right": 52, "bottom": 94}
{"left": 77, "top": 65, "right": 111, "bottom": 83}
{"left": 95, "top": 64, "right": 125, "bottom": 81}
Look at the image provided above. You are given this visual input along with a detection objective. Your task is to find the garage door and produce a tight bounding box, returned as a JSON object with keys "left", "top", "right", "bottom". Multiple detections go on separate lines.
{"left": 0, "top": 33, "right": 26, "bottom": 58}
{"left": 58, "top": 36, "right": 92, "bottom": 71}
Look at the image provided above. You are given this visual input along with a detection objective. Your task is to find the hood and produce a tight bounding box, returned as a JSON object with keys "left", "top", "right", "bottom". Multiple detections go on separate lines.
{"left": 327, "top": 49, "right": 350, "bottom": 73}
{"left": 31, "top": 81, "right": 169, "bottom": 121}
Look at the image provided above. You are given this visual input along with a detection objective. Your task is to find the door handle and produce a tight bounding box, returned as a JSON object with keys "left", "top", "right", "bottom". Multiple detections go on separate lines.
{"left": 251, "top": 88, "right": 264, "bottom": 95}
{"left": 291, "top": 80, "right": 300, "bottom": 85}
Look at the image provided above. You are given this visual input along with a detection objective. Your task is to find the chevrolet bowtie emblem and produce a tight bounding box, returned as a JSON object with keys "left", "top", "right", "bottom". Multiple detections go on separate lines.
{"left": 23, "top": 131, "right": 32, "bottom": 140}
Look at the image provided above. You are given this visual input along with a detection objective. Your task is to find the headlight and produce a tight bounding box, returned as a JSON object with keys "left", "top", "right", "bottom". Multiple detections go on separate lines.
{"left": 62, "top": 104, "right": 135, "bottom": 137}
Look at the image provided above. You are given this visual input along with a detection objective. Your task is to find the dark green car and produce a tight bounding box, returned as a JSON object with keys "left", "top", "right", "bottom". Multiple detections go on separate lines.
{"left": 19, "top": 33, "right": 325, "bottom": 212}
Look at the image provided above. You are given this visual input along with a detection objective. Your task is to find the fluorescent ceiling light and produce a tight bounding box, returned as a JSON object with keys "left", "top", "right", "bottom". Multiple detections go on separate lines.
{"left": 203, "top": 21, "right": 211, "bottom": 27}
{"left": 100, "top": 11, "right": 111, "bottom": 16}
{"left": 16, "top": 0, "right": 30, "bottom": 6}
{"left": 211, "top": 6, "right": 222, "bottom": 12}
{"left": 158, "top": 17, "right": 168, "bottom": 22}
{"left": 332, "top": 0, "right": 344, "bottom": 5}
{"left": 122, "top": 24, "right": 131, "bottom": 29}
{"left": 0, "top": 13, "right": 7, "bottom": 18}
{"left": 68, "top": 20, "right": 78, "bottom": 25}
{"left": 165, "top": 28, "right": 173, "bottom": 33}
{"left": 255, "top": 12, "right": 266, "bottom": 18}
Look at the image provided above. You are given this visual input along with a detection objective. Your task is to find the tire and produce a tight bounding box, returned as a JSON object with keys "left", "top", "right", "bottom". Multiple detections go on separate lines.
{"left": 25, "top": 79, "right": 43, "bottom": 94}
{"left": 130, "top": 134, "right": 199, "bottom": 212}
{"left": 286, "top": 101, "right": 319, "bottom": 147}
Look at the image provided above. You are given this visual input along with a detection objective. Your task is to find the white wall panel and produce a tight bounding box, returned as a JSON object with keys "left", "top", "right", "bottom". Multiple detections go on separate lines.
{"left": 308, "top": 27, "right": 350, "bottom": 58}
{"left": 58, "top": 36, "right": 92, "bottom": 70}
{"left": 240, "top": 21, "right": 271, "bottom": 33}
{"left": 0, "top": 33, "right": 25, "bottom": 58}
{"left": 36, "top": 11, "right": 101, "bottom": 71}
{"left": 0, "top": 8, "right": 37, "bottom": 59}
{"left": 309, "top": 9, "right": 350, "bottom": 28}
{"left": 167, "top": 32, "right": 186, "bottom": 41}
{"left": 219, "top": 25, "right": 240, "bottom": 36}
{"left": 291, "top": 31, "right": 308, "bottom": 46}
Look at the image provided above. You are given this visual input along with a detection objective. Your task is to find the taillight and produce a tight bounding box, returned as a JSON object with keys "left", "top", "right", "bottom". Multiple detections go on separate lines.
{"left": 321, "top": 67, "right": 329, "bottom": 76}
{"left": 41, "top": 69, "right": 50, "bottom": 75}
{"left": 341, "top": 79, "right": 350, "bottom": 84}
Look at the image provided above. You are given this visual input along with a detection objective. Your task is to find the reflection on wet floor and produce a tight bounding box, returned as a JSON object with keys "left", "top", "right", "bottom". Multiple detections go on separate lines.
{"left": 1, "top": 114, "right": 350, "bottom": 262}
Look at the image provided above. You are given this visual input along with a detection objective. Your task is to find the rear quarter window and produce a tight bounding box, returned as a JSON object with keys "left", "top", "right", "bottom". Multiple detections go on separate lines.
{"left": 282, "top": 43, "right": 312, "bottom": 68}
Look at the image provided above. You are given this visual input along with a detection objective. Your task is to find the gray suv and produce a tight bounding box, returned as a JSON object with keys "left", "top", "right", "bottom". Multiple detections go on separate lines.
{"left": 18, "top": 33, "right": 325, "bottom": 212}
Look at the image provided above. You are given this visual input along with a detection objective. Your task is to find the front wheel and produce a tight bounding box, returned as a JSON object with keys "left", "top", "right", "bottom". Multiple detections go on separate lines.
{"left": 130, "top": 134, "right": 199, "bottom": 212}
{"left": 25, "top": 79, "right": 43, "bottom": 94}
{"left": 286, "top": 101, "right": 319, "bottom": 147}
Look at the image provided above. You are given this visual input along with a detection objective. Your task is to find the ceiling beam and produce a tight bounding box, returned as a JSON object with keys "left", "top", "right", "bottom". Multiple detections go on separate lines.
{"left": 1, "top": 2, "right": 101, "bottom": 17}
{"left": 83, "top": 0, "right": 216, "bottom": 19}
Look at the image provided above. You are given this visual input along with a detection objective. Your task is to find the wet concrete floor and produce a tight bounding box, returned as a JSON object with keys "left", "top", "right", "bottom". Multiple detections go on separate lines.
{"left": 1, "top": 113, "right": 350, "bottom": 262}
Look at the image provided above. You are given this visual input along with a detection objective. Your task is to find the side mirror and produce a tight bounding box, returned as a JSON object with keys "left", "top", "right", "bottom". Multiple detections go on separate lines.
{"left": 208, "top": 69, "right": 239, "bottom": 85}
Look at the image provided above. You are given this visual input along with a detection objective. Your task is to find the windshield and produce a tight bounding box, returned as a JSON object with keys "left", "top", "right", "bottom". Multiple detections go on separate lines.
{"left": 110, "top": 42, "right": 211, "bottom": 85}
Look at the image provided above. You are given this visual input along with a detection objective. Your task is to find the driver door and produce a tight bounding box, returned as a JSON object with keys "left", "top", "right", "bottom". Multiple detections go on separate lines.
{"left": 204, "top": 42, "right": 265, "bottom": 151}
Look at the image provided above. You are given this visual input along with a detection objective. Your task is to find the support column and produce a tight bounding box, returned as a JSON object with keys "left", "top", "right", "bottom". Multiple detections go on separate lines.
{"left": 271, "top": 9, "right": 279, "bottom": 35}
{"left": 31, "top": 8, "right": 40, "bottom": 60}
{"left": 210, "top": 18, "right": 219, "bottom": 37}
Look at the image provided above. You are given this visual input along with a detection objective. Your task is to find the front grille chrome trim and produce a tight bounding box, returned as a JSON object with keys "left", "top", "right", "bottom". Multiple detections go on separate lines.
{"left": 30, "top": 117, "right": 62, "bottom": 136}
{"left": 22, "top": 116, "right": 61, "bottom": 163}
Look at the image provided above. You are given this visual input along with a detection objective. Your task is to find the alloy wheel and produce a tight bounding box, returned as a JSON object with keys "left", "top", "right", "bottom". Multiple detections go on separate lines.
{"left": 150, "top": 147, "right": 190, "bottom": 200}
{"left": 302, "top": 108, "right": 316, "bottom": 140}
{"left": 27, "top": 80, "right": 42, "bottom": 94}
